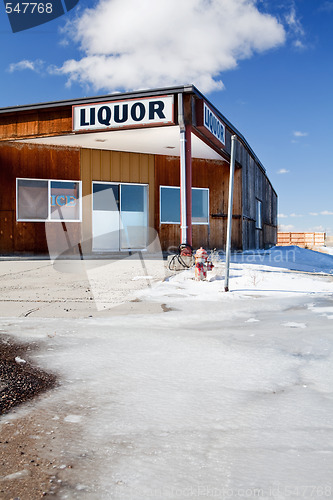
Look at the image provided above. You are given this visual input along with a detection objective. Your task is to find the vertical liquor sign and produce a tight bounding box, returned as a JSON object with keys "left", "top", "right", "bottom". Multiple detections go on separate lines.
{"left": 4, "top": 0, "right": 79, "bottom": 33}
{"left": 195, "top": 99, "right": 226, "bottom": 149}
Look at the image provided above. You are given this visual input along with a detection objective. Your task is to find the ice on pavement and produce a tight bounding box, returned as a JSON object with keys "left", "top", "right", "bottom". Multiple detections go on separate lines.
{"left": 64, "top": 415, "right": 83, "bottom": 423}
{"left": 3, "top": 469, "right": 31, "bottom": 481}
{"left": 282, "top": 322, "right": 307, "bottom": 329}
{"left": 1, "top": 246, "right": 333, "bottom": 499}
{"left": 14, "top": 356, "right": 26, "bottom": 364}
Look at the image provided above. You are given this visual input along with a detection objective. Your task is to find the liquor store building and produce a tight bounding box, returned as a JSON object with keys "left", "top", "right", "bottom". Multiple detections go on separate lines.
{"left": 0, "top": 85, "right": 277, "bottom": 255}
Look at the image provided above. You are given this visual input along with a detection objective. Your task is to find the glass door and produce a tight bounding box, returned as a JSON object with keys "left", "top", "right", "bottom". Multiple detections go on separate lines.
{"left": 92, "top": 182, "right": 148, "bottom": 252}
{"left": 120, "top": 184, "right": 148, "bottom": 250}
{"left": 92, "top": 183, "right": 120, "bottom": 251}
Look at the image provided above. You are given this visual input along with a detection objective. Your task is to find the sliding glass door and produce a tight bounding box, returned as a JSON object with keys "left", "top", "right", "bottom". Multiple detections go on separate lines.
{"left": 92, "top": 183, "right": 120, "bottom": 251}
{"left": 120, "top": 184, "right": 148, "bottom": 250}
{"left": 92, "top": 182, "right": 148, "bottom": 251}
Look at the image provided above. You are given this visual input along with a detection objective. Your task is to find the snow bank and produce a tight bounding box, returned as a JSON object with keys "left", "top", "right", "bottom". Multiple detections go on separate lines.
{"left": 234, "top": 246, "right": 333, "bottom": 274}
{"left": 136, "top": 247, "right": 333, "bottom": 317}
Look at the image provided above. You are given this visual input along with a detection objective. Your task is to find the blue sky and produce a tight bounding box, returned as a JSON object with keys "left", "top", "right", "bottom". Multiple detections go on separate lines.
{"left": 0, "top": 0, "right": 332, "bottom": 235}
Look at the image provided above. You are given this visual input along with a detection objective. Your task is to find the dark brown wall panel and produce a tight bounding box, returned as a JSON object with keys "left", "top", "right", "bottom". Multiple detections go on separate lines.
{"left": 0, "top": 211, "right": 14, "bottom": 253}
{"left": 0, "top": 142, "right": 80, "bottom": 254}
{"left": 159, "top": 224, "right": 180, "bottom": 253}
{"left": 0, "top": 107, "right": 72, "bottom": 141}
{"left": 240, "top": 139, "right": 277, "bottom": 250}
{"left": 192, "top": 225, "right": 209, "bottom": 249}
{"left": 155, "top": 155, "right": 242, "bottom": 251}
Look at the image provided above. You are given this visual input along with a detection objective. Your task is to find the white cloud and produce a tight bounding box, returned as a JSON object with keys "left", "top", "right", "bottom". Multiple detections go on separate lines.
{"left": 284, "top": 6, "right": 307, "bottom": 50}
{"left": 277, "top": 168, "right": 289, "bottom": 174}
{"left": 293, "top": 39, "right": 306, "bottom": 50}
{"left": 307, "top": 211, "right": 333, "bottom": 216}
{"left": 57, "top": 0, "right": 286, "bottom": 93}
{"left": 290, "top": 213, "right": 303, "bottom": 218}
{"left": 278, "top": 213, "right": 288, "bottom": 219}
{"left": 285, "top": 6, "right": 304, "bottom": 36}
{"left": 293, "top": 131, "right": 308, "bottom": 137}
{"left": 8, "top": 59, "right": 44, "bottom": 73}
{"left": 302, "top": 225, "right": 331, "bottom": 233}
{"left": 279, "top": 224, "right": 294, "bottom": 231}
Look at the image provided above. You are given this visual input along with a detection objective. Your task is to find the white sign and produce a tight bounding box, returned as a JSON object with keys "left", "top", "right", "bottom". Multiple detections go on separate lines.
{"left": 73, "top": 96, "right": 174, "bottom": 132}
{"left": 203, "top": 102, "right": 225, "bottom": 146}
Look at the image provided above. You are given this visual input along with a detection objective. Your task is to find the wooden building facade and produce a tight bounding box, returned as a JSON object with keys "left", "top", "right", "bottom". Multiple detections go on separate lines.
{"left": 0, "top": 85, "right": 277, "bottom": 255}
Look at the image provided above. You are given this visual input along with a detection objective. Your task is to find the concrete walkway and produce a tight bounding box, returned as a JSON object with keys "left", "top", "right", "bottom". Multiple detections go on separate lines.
{"left": 0, "top": 255, "right": 169, "bottom": 318}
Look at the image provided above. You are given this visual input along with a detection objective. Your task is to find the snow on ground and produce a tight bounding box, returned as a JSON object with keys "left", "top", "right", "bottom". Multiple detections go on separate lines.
{"left": 136, "top": 246, "right": 333, "bottom": 317}
{"left": 317, "top": 246, "right": 333, "bottom": 256}
{"left": 1, "top": 246, "right": 333, "bottom": 499}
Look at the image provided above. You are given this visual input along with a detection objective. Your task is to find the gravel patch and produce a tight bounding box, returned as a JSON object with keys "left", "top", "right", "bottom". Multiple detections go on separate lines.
{"left": 0, "top": 336, "right": 57, "bottom": 415}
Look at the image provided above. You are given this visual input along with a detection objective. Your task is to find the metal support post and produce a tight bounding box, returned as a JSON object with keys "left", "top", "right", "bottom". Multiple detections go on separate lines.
{"left": 224, "top": 135, "right": 237, "bottom": 292}
{"left": 178, "top": 93, "right": 192, "bottom": 245}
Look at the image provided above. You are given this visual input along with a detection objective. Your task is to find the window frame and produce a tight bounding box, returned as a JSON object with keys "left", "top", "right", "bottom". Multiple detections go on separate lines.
{"left": 91, "top": 181, "right": 149, "bottom": 252}
{"left": 191, "top": 187, "right": 210, "bottom": 225}
{"left": 16, "top": 178, "right": 82, "bottom": 223}
{"left": 92, "top": 180, "right": 149, "bottom": 215}
{"left": 159, "top": 185, "right": 210, "bottom": 225}
{"left": 159, "top": 185, "right": 181, "bottom": 225}
{"left": 256, "top": 198, "right": 262, "bottom": 230}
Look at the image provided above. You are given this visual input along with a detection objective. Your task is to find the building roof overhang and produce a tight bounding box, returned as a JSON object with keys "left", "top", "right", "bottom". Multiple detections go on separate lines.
{"left": 15, "top": 125, "right": 226, "bottom": 161}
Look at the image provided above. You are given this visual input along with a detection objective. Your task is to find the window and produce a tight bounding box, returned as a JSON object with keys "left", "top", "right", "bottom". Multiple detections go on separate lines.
{"left": 17, "top": 179, "right": 81, "bottom": 222}
{"left": 93, "top": 183, "right": 119, "bottom": 211}
{"left": 160, "top": 186, "right": 209, "bottom": 225}
{"left": 121, "top": 184, "right": 145, "bottom": 212}
{"left": 50, "top": 181, "right": 81, "bottom": 221}
{"left": 17, "top": 179, "right": 48, "bottom": 221}
{"left": 256, "top": 199, "right": 262, "bottom": 229}
{"left": 192, "top": 188, "right": 209, "bottom": 224}
{"left": 160, "top": 186, "right": 181, "bottom": 223}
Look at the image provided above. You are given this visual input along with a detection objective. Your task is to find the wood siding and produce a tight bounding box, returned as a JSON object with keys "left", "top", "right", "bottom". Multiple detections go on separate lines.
{"left": 237, "top": 141, "right": 277, "bottom": 250}
{"left": 80, "top": 149, "right": 155, "bottom": 249}
{"left": 155, "top": 155, "right": 242, "bottom": 252}
{"left": 0, "top": 142, "right": 80, "bottom": 254}
{"left": 0, "top": 108, "right": 72, "bottom": 142}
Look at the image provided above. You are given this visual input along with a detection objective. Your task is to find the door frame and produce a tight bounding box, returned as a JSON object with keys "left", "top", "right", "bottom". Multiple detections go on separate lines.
{"left": 92, "top": 181, "right": 149, "bottom": 253}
